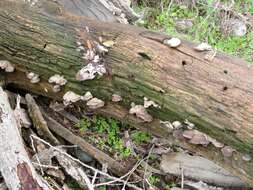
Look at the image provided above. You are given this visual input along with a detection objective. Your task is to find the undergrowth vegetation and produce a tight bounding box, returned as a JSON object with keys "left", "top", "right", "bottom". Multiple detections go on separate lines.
{"left": 133, "top": 0, "right": 253, "bottom": 62}
{"left": 75, "top": 116, "right": 152, "bottom": 159}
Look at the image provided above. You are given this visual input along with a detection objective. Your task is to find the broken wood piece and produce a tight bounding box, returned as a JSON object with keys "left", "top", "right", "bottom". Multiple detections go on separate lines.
{"left": 0, "top": 87, "right": 51, "bottom": 190}
{"left": 55, "top": 148, "right": 94, "bottom": 190}
{"left": 25, "top": 94, "right": 60, "bottom": 145}
{"left": 160, "top": 152, "right": 245, "bottom": 187}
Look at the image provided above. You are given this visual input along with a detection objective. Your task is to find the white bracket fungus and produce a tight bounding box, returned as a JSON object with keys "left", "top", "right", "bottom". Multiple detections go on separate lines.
{"left": 76, "top": 63, "right": 106, "bottom": 81}
{"left": 26, "top": 72, "right": 40, "bottom": 83}
{"left": 160, "top": 120, "right": 174, "bottom": 131}
{"left": 86, "top": 98, "right": 105, "bottom": 109}
{"left": 63, "top": 91, "right": 81, "bottom": 106}
{"left": 52, "top": 85, "right": 61, "bottom": 93}
{"left": 172, "top": 121, "right": 182, "bottom": 129}
{"left": 48, "top": 74, "right": 67, "bottom": 86}
{"left": 143, "top": 97, "right": 159, "bottom": 108}
{"left": 182, "top": 129, "right": 224, "bottom": 148}
{"left": 194, "top": 42, "right": 212, "bottom": 51}
{"left": 129, "top": 104, "right": 153, "bottom": 122}
{"left": 184, "top": 119, "right": 195, "bottom": 129}
{"left": 112, "top": 94, "right": 122, "bottom": 102}
{"left": 0, "top": 60, "right": 15, "bottom": 72}
{"left": 163, "top": 37, "right": 181, "bottom": 48}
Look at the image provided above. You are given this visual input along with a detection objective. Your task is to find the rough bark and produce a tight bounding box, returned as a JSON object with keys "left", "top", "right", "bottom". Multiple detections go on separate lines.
{"left": 0, "top": 0, "right": 253, "bottom": 186}
{"left": 0, "top": 87, "right": 51, "bottom": 190}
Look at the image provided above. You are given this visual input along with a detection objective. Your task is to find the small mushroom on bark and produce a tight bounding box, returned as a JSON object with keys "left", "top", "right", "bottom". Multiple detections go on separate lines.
{"left": 189, "top": 132, "right": 210, "bottom": 146}
{"left": 163, "top": 37, "right": 181, "bottom": 47}
{"left": 129, "top": 104, "right": 153, "bottom": 122}
{"left": 30, "top": 75, "right": 40, "bottom": 83}
{"left": 160, "top": 120, "right": 174, "bottom": 131}
{"left": 26, "top": 72, "right": 40, "bottom": 83}
{"left": 194, "top": 42, "right": 212, "bottom": 51}
{"left": 184, "top": 119, "right": 195, "bottom": 129}
{"left": 63, "top": 91, "right": 81, "bottom": 105}
{"left": 48, "top": 74, "right": 67, "bottom": 86}
{"left": 0, "top": 60, "right": 15, "bottom": 72}
{"left": 221, "top": 146, "right": 235, "bottom": 157}
{"left": 242, "top": 154, "right": 251, "bottom": 162}
{"left": 172, "top": 121, "right": 182, "bottom": 129}
{"left": 207, "top": 136, "right": 224, "bottom": 148}
{"left": 112, "top": 94, "right": 122, "bottom": 102}
{"left": 52, "top": 85, "right": 61, "bottom": 93}
{"left": 86, "top": 97, "right": 105, "bottom": 109}
{"left": 143, "top": 97, "right": 159, "bottom": 108}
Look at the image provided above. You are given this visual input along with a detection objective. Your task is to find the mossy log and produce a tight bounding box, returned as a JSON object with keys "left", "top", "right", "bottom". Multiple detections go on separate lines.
{"left": 0, "top": 1, "right": 253, "bottom": 186}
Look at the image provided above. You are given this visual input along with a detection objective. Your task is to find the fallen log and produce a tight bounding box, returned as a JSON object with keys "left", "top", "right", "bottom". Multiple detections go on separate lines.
{"left": 0, "top": 87, "right": 51, "bottom": 190}
{"left": 0, "top": 0, "right": 253, "bottom": 186}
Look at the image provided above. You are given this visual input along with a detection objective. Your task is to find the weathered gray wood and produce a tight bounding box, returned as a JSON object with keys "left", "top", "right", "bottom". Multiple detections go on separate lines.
{"left": 0, "top": 87, "right": 51, "bottom": 190}
{"left": 160, "top": 153, "right": 245, "bottom": 187}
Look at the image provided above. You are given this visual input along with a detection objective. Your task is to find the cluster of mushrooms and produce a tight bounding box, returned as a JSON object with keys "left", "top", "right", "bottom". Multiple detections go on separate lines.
{"left": 160, "top": 119, "right": 251, "bottom": 161}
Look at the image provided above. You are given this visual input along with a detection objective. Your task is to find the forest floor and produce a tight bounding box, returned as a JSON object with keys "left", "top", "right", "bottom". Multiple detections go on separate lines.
{"left": 133, "top": 0, "right": 253, "bottom": 63}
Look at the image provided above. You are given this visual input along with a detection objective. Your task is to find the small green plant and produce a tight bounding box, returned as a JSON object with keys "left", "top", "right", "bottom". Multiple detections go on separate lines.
{"left": 75, "top": 118, "right": 91, "bottom": 133}
{"left": 148, "top": 175, "right": 160, "bottom": 186}
{"left": 131, "top": 131, "right": 151, "bottom": 144}
{"left": 82, "top": 116, "right": 132, "bottom": 158}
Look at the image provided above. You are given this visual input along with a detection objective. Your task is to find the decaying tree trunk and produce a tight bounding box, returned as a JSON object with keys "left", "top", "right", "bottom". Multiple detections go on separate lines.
{"left": 0, "top": 87, "right": 51, "bottom": 190}
{"left": 0, "top": 0, "right": 253, "bottom": 186}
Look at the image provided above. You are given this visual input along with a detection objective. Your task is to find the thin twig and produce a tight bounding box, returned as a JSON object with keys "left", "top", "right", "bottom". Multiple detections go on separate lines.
{"left": 142, "top": 144, "right": 155, "bottom": 190}
{"left": 92, "top": 171, "right": 98, "bottom": 185}
{"left": 32, "top": 162, "right": 59, "bottom": 170}
{"left": 30, "top": 136, "right": 44, "bottom": 176}
{"left": 30, "top": 135, "right": 142, "bottom": 190}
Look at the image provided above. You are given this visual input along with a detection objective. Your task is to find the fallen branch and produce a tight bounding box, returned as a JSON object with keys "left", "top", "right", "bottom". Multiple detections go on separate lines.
{"left": 0, "top": 87, "right": 51, "bottom": 190}
{"left": 26, "top": 94, "right": 60, "bottom": 145}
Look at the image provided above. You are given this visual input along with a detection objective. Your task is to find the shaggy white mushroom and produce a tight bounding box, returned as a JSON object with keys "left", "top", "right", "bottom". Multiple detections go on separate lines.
{"left": 194, "top": 42, "right": 212, "bottom": 51}
{"left": 76, "top": 63, "right": 106, "bottom": 81}
{"left": 86, "top": 98, "right": 105, "bottom": 109}
{"left": 81, "top": 91, "right": 93, "bottom": 101}
{"left": 129, "top": 104, "right": 153, "bottom": 122}
{"left": 63, "top": 91, "right": 81, "bottom": 105}
{"left": 163, "top": 37, "right": 181, "bottom": 48}
{"left": 48, "top": 74, "right": 67, "bottom": 86}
